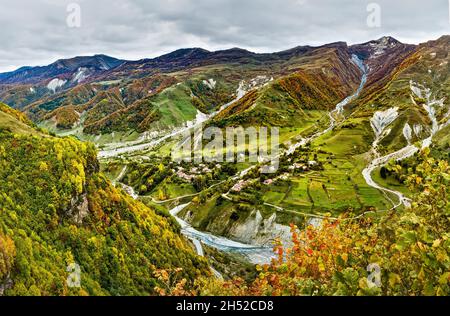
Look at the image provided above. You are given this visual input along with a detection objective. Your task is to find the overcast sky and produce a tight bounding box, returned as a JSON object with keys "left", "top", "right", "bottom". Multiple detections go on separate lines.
{"left": 0, "top": 0, "right": 448, "bottom": 72}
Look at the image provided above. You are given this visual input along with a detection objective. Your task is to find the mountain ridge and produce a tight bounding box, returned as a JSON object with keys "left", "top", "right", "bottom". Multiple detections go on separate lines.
{"left": 0, "top": 55, "right": 125, "bottom": 85}
{"left": 0, "top": 36, "right": 445, "bottom": 139}
{"left": 0, "top": 102, "right": 209, "bottom": 295}
{"left": 0, "top": 37, "right": 414, "bottom": 86}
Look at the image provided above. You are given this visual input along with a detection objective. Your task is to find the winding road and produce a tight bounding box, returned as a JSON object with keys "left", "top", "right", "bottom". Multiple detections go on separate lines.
{"left": 107, "top": 61, "right": 446, "bottom": 266}
{"left": 361, "top": 81, "right": 446, "bottom": 210}
{"left": 362, "top": 145, "right": 418, "bottom": 208}
{"left": 135, "top": 57, "right": 370, "bottom": 263}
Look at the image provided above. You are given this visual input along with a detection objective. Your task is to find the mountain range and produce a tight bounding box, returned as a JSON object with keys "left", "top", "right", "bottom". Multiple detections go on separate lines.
{"left": 0, "top": 37, "right": 425, "bottom": 135}
{"left": 0, "top": 35, "right": 449, "bottom": 296}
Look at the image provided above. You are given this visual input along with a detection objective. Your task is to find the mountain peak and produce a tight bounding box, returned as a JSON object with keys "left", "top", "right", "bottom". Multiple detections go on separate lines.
{"left": 157, "top": 48, "right": 210, "bottom": 60}
{"left": 349, "top": 36, "right": 410, "bottom": 61}
{"left": 376, "top": 36, "right": 400, "bottom": 44}
{"left": 0, "top": 55, "right": 125, "bottom": 85}
{"left": 212, "top": 47, "right": 255, "bottom": 58}
{"left": 223, "top": 47, "right": 253, "bottom": 53}
{"left": 52, "top": 54, "right": 122, "bottom": 70}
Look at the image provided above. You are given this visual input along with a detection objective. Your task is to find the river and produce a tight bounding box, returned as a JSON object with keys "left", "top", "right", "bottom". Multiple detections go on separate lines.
{"left": 109, "top": 59, "right": 373, "bottom": 265}
{"left": 286, "top": 54, "right": 368, "bottom": 155}
{"left": 98, "top": 81, "right": 249, "bottom": 159}
{"left": 170, "top": 204, "right": 275, "bottom": 265}
{"left": 169, "top": 57, "right": 369, "bottom": 264}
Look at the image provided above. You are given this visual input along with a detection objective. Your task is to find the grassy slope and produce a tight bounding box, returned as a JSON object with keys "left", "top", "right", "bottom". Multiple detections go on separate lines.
{"left": 0, "top": 102, "right": 39, "bottom": 136}
{"left": 212, "top": 47, "right": 362, "bottom": 128}
{"left": 338, "top": 36, "right": 450, "bottom": 198}
{"left": 177, "top": 48, "right": 389, "bottom": 229}
{"left": 349, "top": 36, "right": 449, "bottom": 153}
{"left": 7, "top": 45, "right": 361, "bottom": 139}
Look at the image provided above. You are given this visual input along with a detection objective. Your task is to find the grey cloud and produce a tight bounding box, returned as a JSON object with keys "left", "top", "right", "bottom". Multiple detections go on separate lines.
{"left": 0, "top": 0, "right": 448, "bottom": 72}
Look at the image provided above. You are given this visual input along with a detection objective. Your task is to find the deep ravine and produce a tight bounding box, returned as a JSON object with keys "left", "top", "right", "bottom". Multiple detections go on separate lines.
{"left": 110, "top": 57, "right": 380, "bottom": 266}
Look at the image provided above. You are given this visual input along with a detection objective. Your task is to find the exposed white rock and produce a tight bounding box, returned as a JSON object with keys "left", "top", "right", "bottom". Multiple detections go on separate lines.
{"left": 425, "top": 98, "right": 444, "bottom": 135}
{"left": 202, "top": 78, "right": 216, "bottom": 90}
{"left": 119, "top": 183, "right": 138, "bottom": 199}
{"left": 307, "top": 217, "right": 323, "bottom": 229}
{"left": 0, "top": 276, "right": 12, "bottom": 295}
{"left": 249, "top": 75, "right": 272, "bottom": 88}
{"left": 410, "top": 81, "right": 446, "bottom": 148}
{"left": 185, "top": 110, "right": 209, "bottom": 128}
{"left": 98, "top": 60, "right": 111, "bottom": 71}
{"left": 413, "top": 124, "right": 423, "bottom": 137}
{"left": 228, "top": 211, "right": 291, "bottom": 247}
{"left": 403, "top": 123, "right": 413, "bottom": 144}
{"left": 422, "top": 137, "right": 433, "bottom": 149}
{"left": 368, "top": 37, "right": 397, "bottom": 58}
{"left": 370, "top": 107, "right": 399, "bottom": 139}
{"left": 72, "top": 195, "right": 89, "bottom": 225}
{"left": 67, "top": 194, "right": 89, "bottom": 225}
{"left": 47, "top": 78, "right": 67, "bottom": 92}
{"left": 72, "top": 67, "right": 89, "bottom": 83}
{"left": 229, "top": 210, "right": 263, "bottom": 243}
{"left": 410, "top": 81, "right": 423, "bottom": 99}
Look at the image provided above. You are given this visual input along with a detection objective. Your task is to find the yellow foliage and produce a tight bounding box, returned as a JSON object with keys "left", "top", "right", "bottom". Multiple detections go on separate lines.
{"left": 0, "top": 234, "right": 16, "bottom": 280}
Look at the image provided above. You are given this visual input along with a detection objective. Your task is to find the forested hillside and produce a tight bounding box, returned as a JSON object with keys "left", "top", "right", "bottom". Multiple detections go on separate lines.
{"left": 0, "top": 103, "right": 208, "bottom": 295}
